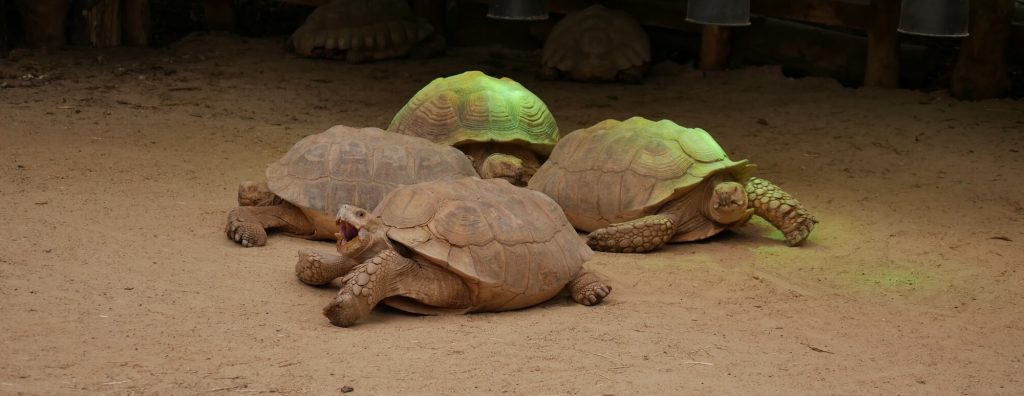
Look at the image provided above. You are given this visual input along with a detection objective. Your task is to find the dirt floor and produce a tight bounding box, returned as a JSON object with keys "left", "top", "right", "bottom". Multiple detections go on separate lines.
{"left": 1, "top": 33, "right": 1022, "bottom": 395}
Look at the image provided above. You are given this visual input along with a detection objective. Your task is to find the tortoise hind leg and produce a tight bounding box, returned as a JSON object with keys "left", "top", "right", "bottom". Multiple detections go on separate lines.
{"left": 744, "top": 177, "right": 818, "bottom": 246}
{"left": 586, "top": 214, "right": 675, "bottom": 253}
{"left": 323, "top": 250, "right": 471, "bottom": 327}
{"left": 566, "top": 270, "right": 611, "bottom": 306}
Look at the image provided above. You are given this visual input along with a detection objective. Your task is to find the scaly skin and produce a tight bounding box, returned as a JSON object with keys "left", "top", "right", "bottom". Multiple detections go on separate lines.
{"left": 744, "top": 177, "right": 817, "bottom": 246}
{"left": 586, "top": 214, "right": 675, "bottom": 253}
{"left": 295, "top": 249, "right": 359, "bottom": 286}
{"left": 566, "top": 271, "right": 612, "bottom": 305}
{"left": 225, "top": 203, "right": 314, "bottom": 247}
{"left": 322, "top": 249, "right": 471, "bottom": 327}
{"left": 237, "top": 181, "right": 283, "bottom": 207}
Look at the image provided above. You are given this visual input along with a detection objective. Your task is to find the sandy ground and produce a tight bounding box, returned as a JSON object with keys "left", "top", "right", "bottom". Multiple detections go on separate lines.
{"left": 1, "top": 33, "right": 1022, "bottom": 395}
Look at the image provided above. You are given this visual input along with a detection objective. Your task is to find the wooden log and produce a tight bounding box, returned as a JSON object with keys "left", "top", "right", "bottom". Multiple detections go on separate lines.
{"left": 699, "top": 25, "right": 731, "bottom": 70}
{"left": 951, "top": 0, "right": 1014, "bottom": 100}
{"left": 88, "top": 0, "right": 121, "bottom": 47}
{"left": 121, "top": 0, "right": 150, "bottom": 47}
{"left": 204, "top": 0, "right": 236, "bottom": 31}
{"left": 863, "top": 0, "right": 900, "bottom": 88}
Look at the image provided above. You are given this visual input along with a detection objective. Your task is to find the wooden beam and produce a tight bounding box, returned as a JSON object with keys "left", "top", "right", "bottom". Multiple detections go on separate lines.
{"left": 699, "top": 25, "right": 731, "bottom": 70}
{"left": 952, "top": 0, "right": 1013, "bottom": 100}
{"left": 122, "top": 0, "right": 150, "bottom": 47}
{"left": 88, "top": 0, "right": 121, "bottom": 47}
{"left": 751, "top": 0, "right": 870, "bottom": 30}
{"left": 863, "top": 0, "right": 900, "bottom": 88}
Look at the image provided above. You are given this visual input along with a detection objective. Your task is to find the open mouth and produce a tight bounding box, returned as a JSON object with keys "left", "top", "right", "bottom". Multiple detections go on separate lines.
{"left": 336, "top": 221, "right": 359, "bottom": 244}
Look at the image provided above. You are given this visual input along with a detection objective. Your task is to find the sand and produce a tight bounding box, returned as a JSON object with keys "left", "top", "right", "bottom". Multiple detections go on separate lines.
{"left": 1, "top": 33, "right": 1022, "bottom": 394}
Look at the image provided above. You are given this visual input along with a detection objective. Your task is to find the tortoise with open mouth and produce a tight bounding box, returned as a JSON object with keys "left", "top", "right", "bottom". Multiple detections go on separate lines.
{"left": 225, "top": 124, "right": 476, "bottom": 247}
{"left": 295, "top": 177, "right": 611, "bottom": 327}
{"left": 528, "top": 117, "right": 818, "bottom": 253}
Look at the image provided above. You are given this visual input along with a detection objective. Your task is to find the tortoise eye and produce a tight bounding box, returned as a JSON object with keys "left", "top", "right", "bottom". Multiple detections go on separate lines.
{"left": 357, "top": 211, "right": 365, "bottom": 217}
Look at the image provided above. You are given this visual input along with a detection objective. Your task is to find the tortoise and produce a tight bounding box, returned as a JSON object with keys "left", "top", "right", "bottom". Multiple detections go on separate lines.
{"left": 527, "top": 117, "right": 817, "bottom": 253}
{"left": 539, "top": 5, "right": 651, "bottom": 83}
{"left": 293, "top": 177, "right": 611, "bottom": 327}
{"left": 387, "top": 70, "right": 560, "bottom": 186}
{"left": 225, "top": 124, "right": 477, "bottom": 247}
{"left": 288, "top": 0, "right": 444, "bottom": 63}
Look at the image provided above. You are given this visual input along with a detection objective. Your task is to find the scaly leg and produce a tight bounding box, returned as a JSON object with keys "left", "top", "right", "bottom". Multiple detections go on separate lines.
{"left": 566, "top": 270, "right": 612, "bottom": 306}
{"left": 322, "top": 250, "right": 471, "bottom": 327}
{"left": 586, "top": 215, "right": 675, "bottom": 253}
{"left": 225, "top": 203, "right": 314, "bottom": 247}
{"left": 295, "top": 249, "right": 359, "bottom": 286}
{"left": 744, "top": 177, "right": 818, "bottom": 246}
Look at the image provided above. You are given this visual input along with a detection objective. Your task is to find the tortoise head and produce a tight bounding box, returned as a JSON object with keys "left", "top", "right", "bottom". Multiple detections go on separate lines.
{"left": 707, "top": 181, "right": 752, "bottom": 225}
{"left": 335, "top": 204, "right": 388, "bottom": 262}
{"left": 479, "top": 153, "right": 529, "bottom": 186}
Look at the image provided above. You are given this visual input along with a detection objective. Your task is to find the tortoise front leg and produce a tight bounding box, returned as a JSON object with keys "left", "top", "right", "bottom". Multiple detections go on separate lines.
{"left": 566, "top": 270, "right": 612, "bottom": 306}
{"left": 295, "top": 249, "right": 359, "bottom": 286}
{"left": 744, "top": 177, "right": 817, "bottom": 246}
{"left": 322, "top": 250, "right": 471, "bottom": 327}
{"left": 586, "top": 215, "right": 675, "bottom": 253}
{"left": 225, "top": 203, "right": 314, "bottom": 247}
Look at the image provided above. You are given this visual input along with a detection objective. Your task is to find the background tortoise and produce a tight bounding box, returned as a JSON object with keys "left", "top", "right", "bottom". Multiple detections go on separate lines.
{"left": 528, "top": 117, "right": 817, "bottom": 253}
{"left": 539, "top": 5, "right": 651, "bottom": 83}
{"left": 294, "top": 177, "right": 611, "bottom": 327}
{"left": 288, "top": 0, "right": 444, "bottom": 63}
{"left": 226, "top": 124, "right": 476, "bottom": 247}
{"left": 387, "top": 70, "right": 560, "bottom": 186}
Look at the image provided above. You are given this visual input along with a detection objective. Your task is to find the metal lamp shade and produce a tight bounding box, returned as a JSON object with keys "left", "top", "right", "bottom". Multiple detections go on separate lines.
{"left": 487, "top": 0, "right": 548, "bottom": 20}
{"left": 686, "top": 0, "right": 751, "bottom": 26}
{"left": 898, "top": 0, "right": 969, "bottom": 37}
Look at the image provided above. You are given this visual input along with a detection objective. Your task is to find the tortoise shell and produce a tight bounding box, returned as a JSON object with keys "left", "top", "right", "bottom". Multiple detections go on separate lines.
{"left": 541, "top": 5, "right": 650, "bottom": 81}
{"left": 289, "top": 0, "right": 433, "bottom": 60}
{"left": 387, "top": 71, "right": 560, "bottom": 155}
{"left": 265, "top": 125, "right": 477, "bottom": 214}
{"left": 377, "top": 177, "right": 591, "bottom": 311}
{"left": 527, "top": 117, "right": 754, "bottom": 232}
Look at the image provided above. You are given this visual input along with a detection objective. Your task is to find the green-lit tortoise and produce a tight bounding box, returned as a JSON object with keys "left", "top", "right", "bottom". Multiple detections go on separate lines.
{"left": 295, "top": 177, "right": 611, "bottom": 327}
{"left": 288, "top": 0, "right": 444, "bottom": 63}
{"left": 528, "top": 117, "right": 817, "bottom": 253}
{"left": 388, "top": 70, "right": 560, "bottom": 186}
{"left": 225, "top": 124, "right": 477, "bottom": 247}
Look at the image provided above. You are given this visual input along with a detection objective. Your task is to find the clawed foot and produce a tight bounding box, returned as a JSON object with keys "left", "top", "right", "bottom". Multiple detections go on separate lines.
{"left": 322, "top": 262, "right": 379, "bottom": 327}
{"left": 783, "top": 215, "right": 817, "bottom": 247}
{"left": 574, "top": 282, "right": 611, "bottom": 306}
{"left": 225, "top": 208, "right": 268, "bottom": 247}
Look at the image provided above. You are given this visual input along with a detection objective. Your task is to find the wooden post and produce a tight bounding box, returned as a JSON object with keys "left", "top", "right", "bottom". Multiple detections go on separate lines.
{"left": 88, "top": 0, "right": 121, "bottom": 47}
{"left": 122, "top": 0, "right": 150, "bottom": 47}
{"left": 951, "top": 0, "right": 1013, "bottom": 100}
{"left": 863, "top": 0, "right": 900, "bottom": 88}
{"left": 204, "top": 0, "right": 236, "bottom": 31}
{"left": 699, "top": 25, "right": 731, "bottom": 70}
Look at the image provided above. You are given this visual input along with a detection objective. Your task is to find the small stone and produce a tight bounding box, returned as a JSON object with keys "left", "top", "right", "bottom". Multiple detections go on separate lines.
{"left": 351, "top": 284, "right": 362, "bottom": 296}
{"left": 340, "top": 386, "right": 354, "bottom": 393}
{"left": 356, "top": 272, "right": 370, "bottom": 286}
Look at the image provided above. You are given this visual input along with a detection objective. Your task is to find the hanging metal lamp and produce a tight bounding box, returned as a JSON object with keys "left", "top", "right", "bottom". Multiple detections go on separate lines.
{"left": 487, "top": 0, "right": 548, "bottom": 20}
{"left": 686, "top": 0, "right": 751, "bottom": 26}
{"left": 898, "top": 0, "right": 970, "bottom": 37}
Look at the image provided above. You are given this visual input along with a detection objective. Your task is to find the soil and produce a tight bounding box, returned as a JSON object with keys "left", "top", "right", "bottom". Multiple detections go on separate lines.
{"left": 1, "top": 33, "right": 1022, "bottom": 395}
